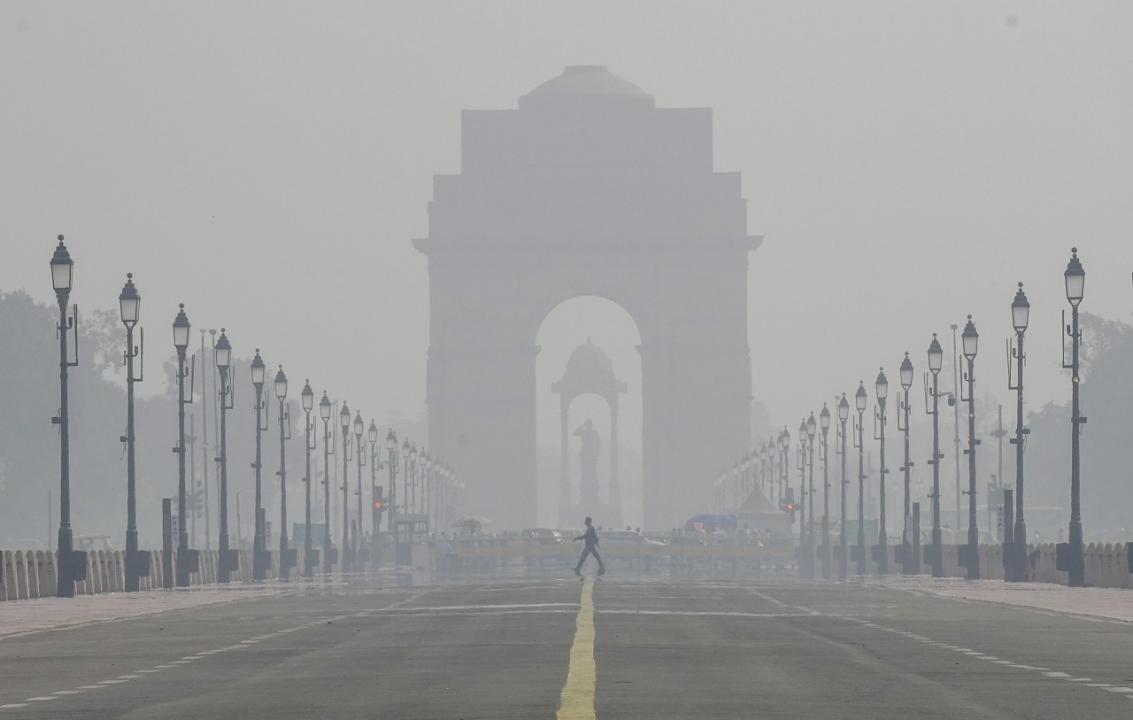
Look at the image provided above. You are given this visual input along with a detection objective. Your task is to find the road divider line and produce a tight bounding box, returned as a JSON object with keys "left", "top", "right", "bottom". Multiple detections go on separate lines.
{"left": 557, "top": 577, "right": 597, "bottom": 720}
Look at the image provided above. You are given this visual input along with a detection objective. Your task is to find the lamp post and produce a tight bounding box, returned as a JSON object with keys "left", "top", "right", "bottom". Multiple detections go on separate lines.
{"left": 768, "top": 439, "right": 777, "bottom": 504}
{"left": 319, "top": 392, "right": 333, "bottom": 574}
{"left": 806, "top": 413, "right": 816, "bottom": 545}
{"left": 1007, "top": 283, "right": 1030, "bottom": 580}
{"left": 819, "top": 405, "right": 831, "bottom": 579}
{"left": 1063, "top": 248, "right": 1086, "bottom": 587}
{"left": 339, "top": 402, "right": 351, "bottom": 572}
{"left": 250, "top": 350, "right": 267, "bottom": 581}
{"left": 301, "top": 381, "right": 314, "bottom": 578}
{"left": 950, "top": 323, "right": 962, "bottom": 550}
{"left": 408, "top": 443, "right": 418, "bottom": 554}
{"left": 421, "top": 452, "right": 431, "bottom": 526}
{"left": 173, "top": 305, "right": 193, "bottom": 587}
{"left": 961, "top": 316, "right": 980, "bottom": 579}
{"left": 854, "top": 381, "right": 867, "bottom": 575}
{"left": 926, "top": 333, "right": 945, "bottom": 578}
{"left": 837, "top": 393, "right": 850, "bottom": 580}
{"left": 368, "top": 420, "right": 379, "bottom": 543}
{"left": 353, "top": 411, "right": 364, "bottom": 563}
{"left": 874, "top": 368, "right": 889, "bottom": 575}
{"left": 274, "top": 366, "right": 291, "bottom": 581}
{"left": 898, "top": 353, "right": 915, "bottom": 574}
{"left": 778, "top": 428, "right": 790, "bottom": 507}
{"left": 409, "top": 443, "right": 419, "bottom": 515}
{"left": 797, "top": 419, "right": 808, "bottom": 577}
{"left": 402, "top": 438, "right": 412, "bottom": 517}
{"left": 50, "top": 236, "right": 77, "bottom": 597}
{"left": 214, "top": 329, "right": 233, "bottom": 583}
{"left": 118, "top": 274, "right": 143, "bottom": 591}
{"left": 387, "top": 430, "right": 399, "bottom": 541}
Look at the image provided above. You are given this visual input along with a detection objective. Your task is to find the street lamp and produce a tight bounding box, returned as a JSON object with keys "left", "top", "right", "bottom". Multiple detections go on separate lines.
{"left": 778, "top": 427, "right": 790, "bottom": 505}
{"left": 339, "top": 402, "right": 352, "bottom": 572}
{"left": 1062, "top": 248, "right": 1086, "bottom": 586}
{"left": 402, "top": 438, "right": 412, "bottom": 519}
{"left": 301, "top": 380, "right": 315, "bottom": 578}
{"left": 387, "top": 429, "right": 399, "bottom": 544}
{"left": 1007, "top": 282, "right": 1030, "bottom": 580}
{"left": 806, "top": 412, "right": 816, "bottom": 544}
{"left": 250, "top": 349, "right": 268, "bottom": 581}
{"left": 874, "top": 368, "right": 889, "bottom": 576}
{"left": 50, "top": 236, "right": 79, "bottom": 597}
{"left": 319, "top": 391, "right": 333, "bottom": 574}
{"left": 214, "top": 329, "right": 234, "bottom": 583}
{"left": 368, "top": 420, "right": 380, "bottom": 555}
{"left": 275, "top": 365, "right": 292, "bottom": 581}
{"left": 353, "top": 411, "right": 364, "bottom": 565}
{"left": 769, "top": 440, "right": 777, "bottom": 500}
{"left": 897, "top": 352, "right": 916, "bottom": 574}
{"left": 837, "top": 393, "right": 850, "bottom": 581}
{"left": 854, "top": 381, "right": 867, "bottom": 575}
{"left": 960, "top": 316, "right": 981, "bottom": 579}
{"left": 797, "top": 418, "right": 808, "bottom": 577}
{"left": 409, "top": 443, "right": 419, "bottom": 515}
{"left": 173, "top": 305, "right": 193, "bottom": 587}
{"left": 818, "top": 404, "right": 831, "bottom": 579}
{"left": 117, "top": 274, "right": 145, "bottom": 591}
{"left": 805, "top": 413, "right": 817, "bottom": 578}
{"left": 926, "top": 333, "right": 945, "bottom": 578}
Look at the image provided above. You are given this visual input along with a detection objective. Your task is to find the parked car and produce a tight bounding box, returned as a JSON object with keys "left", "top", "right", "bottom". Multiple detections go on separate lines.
{"left": 520, "top": 528, "right": 562, "bottom": 545}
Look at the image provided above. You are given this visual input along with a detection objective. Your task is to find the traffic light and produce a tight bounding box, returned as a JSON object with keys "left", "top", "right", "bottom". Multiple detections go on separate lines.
{"left": 192, "top": 489, "right": 204, "bottom": 518}
{"left": 779, "top": 489, "right": 797, "bottom": 522}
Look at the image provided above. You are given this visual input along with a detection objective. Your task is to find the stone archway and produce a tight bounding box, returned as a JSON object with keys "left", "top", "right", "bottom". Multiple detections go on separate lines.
{"left": 552, "top": 339, "right": 627, "bottom": 528}
{"left": 416, "top": 66, "right": 760, "bottom": 529}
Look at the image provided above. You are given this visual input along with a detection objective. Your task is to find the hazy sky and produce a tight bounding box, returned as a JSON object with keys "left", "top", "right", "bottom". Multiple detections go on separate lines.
{"left": 3, "top": 2, "right": 1132, "bottom": 452}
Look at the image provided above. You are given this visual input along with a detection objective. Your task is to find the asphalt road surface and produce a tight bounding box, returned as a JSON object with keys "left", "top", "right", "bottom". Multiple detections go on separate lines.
{"left": 2, "top": 574, "right": 1132, "bottom": 718}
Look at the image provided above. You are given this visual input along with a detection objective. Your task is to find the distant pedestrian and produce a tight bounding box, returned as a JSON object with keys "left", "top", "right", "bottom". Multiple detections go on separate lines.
{"left": 574, "top": 516, "right": 605, "bottom": 576}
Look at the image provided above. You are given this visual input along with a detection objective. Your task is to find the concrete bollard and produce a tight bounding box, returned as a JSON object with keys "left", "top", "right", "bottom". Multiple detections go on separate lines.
{"left": 42, "top": 552, "right": 58, "bottom": 597}
{"left": 89, "top": 551, "right": 101, "bottom": 594}
{"left": 112, "top": 551, "right": 124, "bottom": 592}
{"left": 14, "top": 551, "right": 29, "bottom": 600}
{"left": 28, "top": 551, "right": 41, "bottom": 599}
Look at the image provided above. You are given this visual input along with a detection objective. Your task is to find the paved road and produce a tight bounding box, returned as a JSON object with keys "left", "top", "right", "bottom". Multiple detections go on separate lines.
{"left": 1, "top": 574, "right": 1132, "bottom": 718}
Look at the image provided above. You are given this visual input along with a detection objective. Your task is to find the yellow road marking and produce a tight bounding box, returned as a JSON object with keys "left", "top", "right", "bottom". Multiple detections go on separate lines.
{"left": 557, "top": 577, "right": 596, "bottom": 720}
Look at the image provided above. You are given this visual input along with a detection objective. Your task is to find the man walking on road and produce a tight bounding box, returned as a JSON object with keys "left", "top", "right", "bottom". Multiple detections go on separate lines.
{"left": 574, "top": 516, "right": 605, "bottom": 576}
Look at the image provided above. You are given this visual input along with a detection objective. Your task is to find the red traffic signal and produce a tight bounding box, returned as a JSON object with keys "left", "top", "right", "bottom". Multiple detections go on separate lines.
{"left": 373, "top": 499, "right": 384, "bottom": 511}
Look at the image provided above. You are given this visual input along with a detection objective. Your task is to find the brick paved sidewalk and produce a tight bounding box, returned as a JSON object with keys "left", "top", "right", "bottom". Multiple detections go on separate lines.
{"left": 0, "top": 585, "right": 288, "bottom": 639}
{"left": 862, "top": 575, "right": 1133, "bottom": 623}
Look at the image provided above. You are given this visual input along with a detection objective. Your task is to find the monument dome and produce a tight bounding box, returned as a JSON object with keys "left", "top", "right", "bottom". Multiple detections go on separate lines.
{"left": 520, "top": 65, "right": 654, "bottom": 109}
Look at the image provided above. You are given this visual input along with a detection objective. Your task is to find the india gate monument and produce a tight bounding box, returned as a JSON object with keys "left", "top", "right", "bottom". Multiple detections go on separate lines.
{"left": 416, "top": 65, "right": 759, "bottom": 530}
